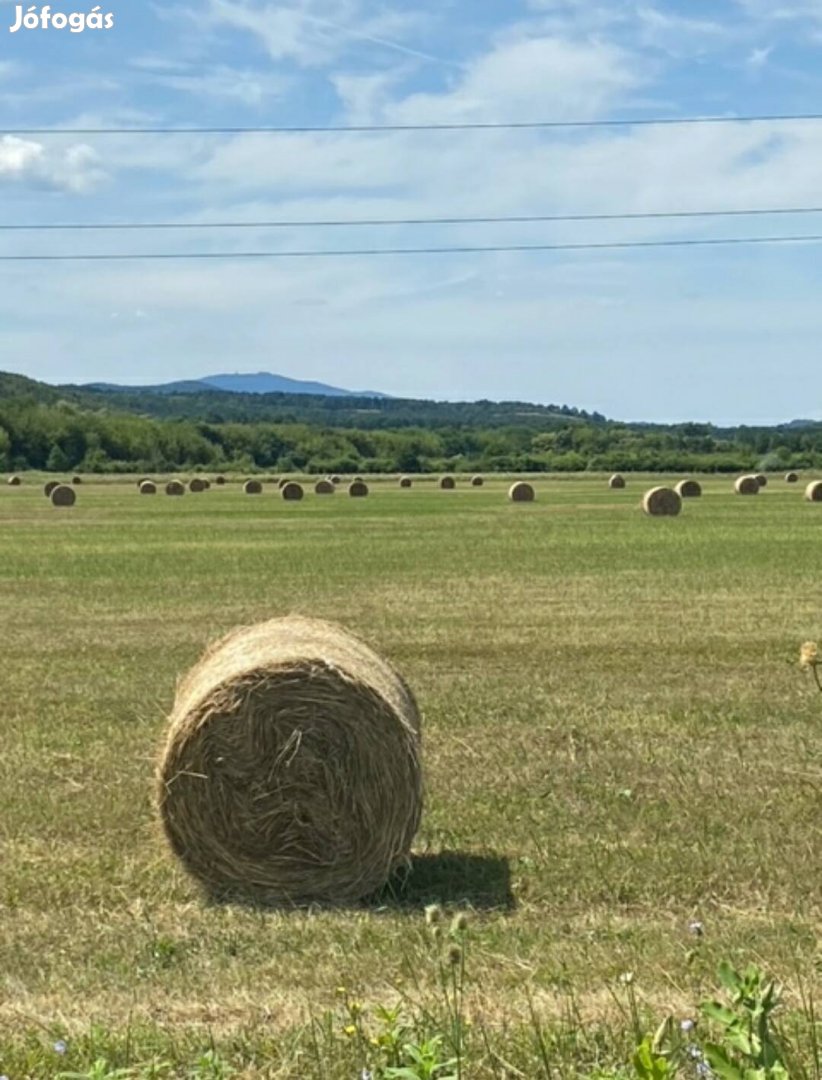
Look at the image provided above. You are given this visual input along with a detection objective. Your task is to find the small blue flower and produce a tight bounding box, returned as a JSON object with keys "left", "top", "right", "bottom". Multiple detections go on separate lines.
{"left": 360, "top": 1071, "right": 374, "bottom": 1080}
{"left": 53, "top": 1039, "right": 68, "bottom": 1055}
{"left": 680, "top": 1018, "right": 696, "bottom": 1033}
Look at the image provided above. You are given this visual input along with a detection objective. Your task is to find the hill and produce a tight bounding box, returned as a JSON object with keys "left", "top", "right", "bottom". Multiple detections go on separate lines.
{"left": 83, "top": 371, "right": 388, "bottom": 399}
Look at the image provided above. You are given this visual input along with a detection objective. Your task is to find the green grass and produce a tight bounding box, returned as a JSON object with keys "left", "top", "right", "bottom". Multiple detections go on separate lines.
{"left": 1, "top": 474, "right": 821, "bottom": 1077}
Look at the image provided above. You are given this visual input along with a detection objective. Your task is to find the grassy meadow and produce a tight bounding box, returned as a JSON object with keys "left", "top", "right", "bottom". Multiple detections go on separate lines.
{"left": 1, "top": 473, "right": 821, "bottom": 1078}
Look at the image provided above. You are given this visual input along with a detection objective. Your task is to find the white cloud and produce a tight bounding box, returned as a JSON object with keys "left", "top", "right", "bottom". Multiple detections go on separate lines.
{"left": 0, "top": 135, "right": 105, "bottom": 193}
{"left": 151, "top": 65, "right": 291, "bottom": 105}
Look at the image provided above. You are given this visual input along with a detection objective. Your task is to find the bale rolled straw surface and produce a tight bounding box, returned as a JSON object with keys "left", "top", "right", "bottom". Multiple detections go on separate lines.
{"left": 754, "top": 473, "right": 768, "bottom": 488}
{"left": 140, "top": 480, "right": 157, "bottom": 495}
{"left": 349, "top": 480, "right": 369, "bottom": 497}
{"left": 642, "top": 486, "right": 682, "bottom": 516}
{"left": 165, "top": 480, "right": 185, "bottom": 496}
{"left": 471, "top": 475, "right": 484, "bottom": 487}
{"left": 156, "top": 615, "right": 423, "bottom": 904}
{"left": 675, "top": 479, "right": 702, "bottom": 498}
{"left": 71, "top": 475, "right": 82, "bottom": 485}
{"left": 785, "top": 472, "right": 799, "bottom": 483}
{"left": 508, "top": 481, "right": 535, "bottom": 502}
{"left": 439, "top": 475, "right": 456, "bottom": 490}
{"left": 281, "top": 481, "right": 304, "bottom": 501}
{"left": 314, "top": 479, "right": 335, "bottom": 495}
{"left": 244, "top": 479, "right": 263, "bottom": 495}
{"left": 805, "top": 480, "right": 822, "bottom": 503}
{"left": 399, "top": 475, "right": 413, "bottom": 488}
{"left": 50, "top": 484, "right": 76, "bottom": 507}
{"left": 7, "top": 475, "right": 21, "bottom": 486}
{"left": 277, "top": 478, "right": 289, "bottom": 489}
{"left": 330, "top": 475, "right": 342, "bottom": 485}
{"left": 215, "top": 475, "right": 227, "bottom": 485}
{"left": 608, "top": 474, "right": 626, "bottom": 489}
{"left": 189, "top": 478, "right": 207, "bottom": 493}
{"left": 137, "top": 476, "right": 152, "bottom": 488}
{"left": 735, "top": 475, "right": 759, "bottom": 495}
{"left": 44, "top": 480, "right": 60, "bottom": 497}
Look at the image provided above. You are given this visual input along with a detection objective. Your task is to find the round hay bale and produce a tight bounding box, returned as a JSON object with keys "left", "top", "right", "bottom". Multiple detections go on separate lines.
{"left": 156, "top": 615, "right": 422, "bottom": 904}
{"left": 244, "top": 479, "right": 263, "bottom": 495}
{"left": 189, "top": 477, "right": 207, "bottom": 493}
{"left": 785, "top": 471, "right": 799, "bottom": 483}
{"left": 71, "top": 475, "right": 82, "bottom": 485}
{"left": 44, "top": 480, "right": 60, "bottom": 497}
{"left": 735, "top": 475, "right": 759, "bottom": 495}
{"left": 349, "top": 480, "right": 369, "bottom": 498}
{"left": 508, "top": 481, "right": 535, "bottom": 502}
{"left": 203, "top": 479, "right": 211, "bottom": 490}
{"left": 471, "top": 475, "right": 484, "bottom": 487}
{"left": 277, "top": 478, "right": 289, "bottom": 489}
{"left": 7, "top": 475, "right": 21, "bottom": 486}
{"left": 754, "top": 473, "right": 768, "bottom": 488}
{"left": 642, "top": 486, "right": 682, "bottom": 516}
{"left": 675, "top": 479, "right": 702, "bottom": 498}
{"left": 137, "top": 476, "right": 152, "bottom": 488}
{"left": 330, "top": 475, "right": 342, "bottom": 485}
{"left": 50, "top": 484, "right": 76, "bottom": 507}
{"left": 165, "top": 480, "right": 185, "bottom": 496}
{"left": 281, "top": 481, "right": 304, "bottom": 501}
{"left": 215, "top": 475, "right": 227, "bottom": 485}
{"left": 608, "top": 473, "right": 626, "bottom": 489}
{"left": 399, "top": 475, "right": 413, "bottom": 488}
{"left": 314, "top": 479, "right": 335, "bottom": 495}
{"left": 139, "top": 480, "right": 157, "bottom": 495}
{"left": 805, "top": 480, "right": 822, "bottom": 503}
{"left": 439, "top": 475, "right": 456, "bottom": 490}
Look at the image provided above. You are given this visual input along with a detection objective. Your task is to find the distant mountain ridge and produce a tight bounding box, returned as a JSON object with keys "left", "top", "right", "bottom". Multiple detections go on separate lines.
{"left": 83, "top": 371, "right": 389, "bottom": 398}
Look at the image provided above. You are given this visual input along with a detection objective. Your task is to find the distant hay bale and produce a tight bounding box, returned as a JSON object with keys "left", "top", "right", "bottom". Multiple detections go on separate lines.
{"left": 71, "top": 475, "right": 82, "bottom": 485}
{"left": 165, "top": 480, "right": 185, "bottom": 496}
{"left": 642, "top": 486, "right": 682, "bottom": 516}
{"left": 508, "top": 481, "right": 535, "bottom": 502}
{"left": 203, "top": 479, "right": 211, "bottom": 490}
{"left": 353, "top": 475, "right": 364, "bottom": 483}
{"left": 608, "top": 473, "right": 626, "bottom": 489}
{"left": 314, "top": 479, "right": 335, "bottom": 495}
{"left": 805, "top": 480, "right": 822, "bottom": 503}
{"left": 156, "top": 615, "right": 422, "bottom": 904}
{"left": 785, "top": 471, "right": 799, "bottom": 483}
{"left": 675, "top": 479, "right": 702, "bottom": 498}
{"left": 137, "top": 477, "right": 152, "bottom": 488}
{"left": 189, "top": 478, "right": 207, "bottom": 493}
{"left": 735, "top": 475, "right": 759, "bottom": 495}
{"left": 281, "top": 481, "right": 304, "bottom": 501}
{"left": 277, "top": 478, "right": 289, "bottom": 489}
{"left": 330, "top": 475, "right": 342, "bottom": 485}
{"left": 439, "top": 475, "right": 456, "bottom": 490}
{"left": 215, "top": 475, "right": 227, "bottom": 485}
{"left": 7, "top": 475, "right": 21, "bottom": 486}
{"left": 349, "top": 480, "right": 369, "bottom": 497}
{"left": 244, "top": 480, "right": 263, "bottom": 495}
{"left": 139, "top": 480, "right": 157, "bottom": 495}
{"left": 754, "top": 473, "right": 768, "bottom": 488}
{"left": 399, "top": 475, "right": 413, "bottom": 488}
{"left": 50, "top": 484, "right": 76, "bottom": 507}
{"left": 44, "top": 480, "right": 60, "bottom": 497}
{"left": 471, "top": 475, "right": 484, "bottom": 487}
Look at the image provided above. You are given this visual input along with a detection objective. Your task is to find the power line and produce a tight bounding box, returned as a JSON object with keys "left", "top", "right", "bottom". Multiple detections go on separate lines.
{"left": 3, "top": 233, "right": 822, "bottom": 260}
{"left": 3, "top": 206, "right": 822, "bottom": 231}
{"left": 5, "top": 112, "right": 822, "bottom": 135}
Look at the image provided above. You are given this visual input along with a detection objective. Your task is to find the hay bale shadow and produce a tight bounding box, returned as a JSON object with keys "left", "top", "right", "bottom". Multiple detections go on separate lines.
{"left": 369, "top": 851, "right": 515, "bottom": 912}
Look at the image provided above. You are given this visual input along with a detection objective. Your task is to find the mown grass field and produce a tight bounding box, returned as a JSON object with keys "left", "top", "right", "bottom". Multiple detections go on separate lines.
{"left": 1, "top": 473, "right": 821, "bottom": 1078}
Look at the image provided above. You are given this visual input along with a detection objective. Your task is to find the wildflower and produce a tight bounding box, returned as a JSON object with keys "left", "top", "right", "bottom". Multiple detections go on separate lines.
{"left": 344, "top": 1024, "right": 358, "bottom": 1037}
{"left": 618, "top": 971, "right": 635, "bottom": 985}
{"left": 361, "top": 1070, "right": 374, "bottom": 1080}
{"left": 424, "top": 903, "right": 442, "bottom": 926}
{"left": 349, "top": 1000, "right": 362, "bottom": 1016}
{"left": 696, "top": 1062, "right": 713, "bottom": 1078}
{"left": 680, "top": 1018, "right": 696, "bottom": 1033}
{"left": 800, "top": 641, "right": 819, "bottom": 669}
{"left": 53, "top": 1040, "right": 68, "bottom": 1055}
{"left": 446, "top": 943, "right": 463, "bottom": 966}
{"left": 688, "top": 920, "right": 704, "bottom": 938}
{"left": 336, "top": 985, "right": 347, "bottom": 996}
{"left": 451, "top": 912, "right": 469, "bottom": 933}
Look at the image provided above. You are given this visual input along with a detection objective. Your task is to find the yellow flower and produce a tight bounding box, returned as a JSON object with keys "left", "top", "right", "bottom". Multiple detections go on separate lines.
{"left": 800, "top": 641, "right": 819, "bottom": 669}
{"left": 344, "top": 1024, "right": 357, "bottom": 1037}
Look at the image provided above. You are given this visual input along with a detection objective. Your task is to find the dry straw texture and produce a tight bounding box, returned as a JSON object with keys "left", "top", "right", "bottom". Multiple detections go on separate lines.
{"left": 608, "top": 474, "right": 626, "bottom": 489}
{"left": 805, "top": 480, "right": 822, "bottom": 503}
{"left": 349, "top": 480, "right": 369, "bottom": 497}
{"left": 50, "top": 484, "right": 76, "bottom": 507}
{"left": 471, "top": 475, "right": 484, "bottom": 487}
{"left": 281, "top": 481, "right": 304, "bottom": 501}
{"left": 508, "top": 481, "right": 535, "bottom": 502}
{"left": 439, "top": 475, "right": 456, "bottom": 490}
{"left": 277, "top": 478, "right": 289, "bottom": 489}
{"left": 137, "top": 477, "right": 152, "bottom": 488}
{"left": 43, "top": 480, "right": 60, "bottom": 497}
{"left": 139, "top": 480, "right": 157, "bottom": 495}
{"left": 735, "top": 475, "right": 759, "bottom": 495}
{"left": 399, "top": 476, "right": 413, "bottom": 488}
{"left": 754, "top": 473, "right": 768, "bottom": 487}
{"left": 785, "top": 472, "right": 799, "bottom": 483}
{"left": 642, "top": 486, "right": 682, "bottom": 516}
{"left": 165, "top": 480, "right": 185, "bottom": 496}
{"left": 7, "top": 475, "right": 21, "bottom": 486}
{"left": 314, "top": 479, "right": 335, "bottom": 495}
{"left": 156, "top": 615, "right": 423, "bottom": 905}
{"left": 189, "top": 478, "right": 207, "bottom": 493}
{"left": 675, "top": 479, "right": 702, "bottom": 498}
{"left": 244, "top": 480, "right": 263, "bottom": 495}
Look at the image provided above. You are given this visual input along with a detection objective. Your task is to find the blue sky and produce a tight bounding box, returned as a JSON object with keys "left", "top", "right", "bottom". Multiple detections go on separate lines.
{"left": 1, "top": 0, "right": 821, "bottom": 423}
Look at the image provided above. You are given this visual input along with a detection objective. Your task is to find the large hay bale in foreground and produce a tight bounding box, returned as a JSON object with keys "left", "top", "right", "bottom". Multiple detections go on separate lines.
{"left": 805, "top": 480, "right": 822, "bottom": 503}
{"left": 508, "top": 481, "right": 535, "bottom": 502}
{"left": 281, "top": 481, "right": 304, "bottom": 501}
{"left": 349, "top": 480, "right": 369, "bottom": 497}
{"left": 754, "top": 473, "right": 768, "bottom": 488}
{"left": 314, "top": 479, "right": 335, "bottom": 495}
{"left": 44, "top": 480, "right": 60, "bottom": 497}
{"left": 785, "top": 472, "right": 799, "bottom": 483}
{"left": 399, "top": 475, "right": 413, "bottom": 488}
{"left": 675, "top": 479, "right": 702, "bottom": 498}
{"left": 608, "top": 473, "right": 626, "bottom": 489}
{"left": 735, "top": 475, "right": 759, "bottom": 495}
{"left": 156, "top": 616, "right": 423, "bottom": 904}
{"left": 139, "top": 480, "right": 157, "bottom": 495}
{"left": 7, "top": 475, "right": 21, "bottom": 486}
{"left": 471, "top": 475, "right": 484, "bottom": 487}
{"left": 642, "top": 486, "right": 681, "bottom": 516}
{"left": 50, "top": 484, "right": 76, "bottom": 507}
{"left": 244, "top": 479, "right": 263, "bottom": 495}
{"left": 439, "top": 475, "right": 456, "bottom": 490}
{"left": 189, "top": 478, "right": 207, "bottom": 493}
{"left": 165, "top": 480, "right": 185, "bottom": 496}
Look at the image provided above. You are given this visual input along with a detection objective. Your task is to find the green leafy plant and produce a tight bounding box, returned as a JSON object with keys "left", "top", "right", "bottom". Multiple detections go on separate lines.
{"left": 698, "top": 962, "right": 789, "bottom": 1079}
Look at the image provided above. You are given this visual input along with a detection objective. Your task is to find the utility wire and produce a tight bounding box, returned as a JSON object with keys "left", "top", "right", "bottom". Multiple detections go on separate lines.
{"left": 4, "top": 206, "right": 822, "bottom": 231}
{"left": 3, "top": 233, "right": 822, "bottom": 260}
{"left": 5, "top": 112, "right": 822, "bottom": 135}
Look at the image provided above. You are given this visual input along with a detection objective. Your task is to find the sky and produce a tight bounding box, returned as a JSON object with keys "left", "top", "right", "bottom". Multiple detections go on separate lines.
{"left": 1, "top": 0, "right": 821, "bottom": 424}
